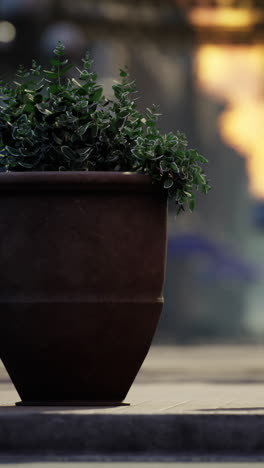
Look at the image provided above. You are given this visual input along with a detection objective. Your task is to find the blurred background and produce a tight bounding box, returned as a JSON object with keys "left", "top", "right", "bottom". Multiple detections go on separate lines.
{"left": 0, "top": 0, "right": 264, "bottom": 344}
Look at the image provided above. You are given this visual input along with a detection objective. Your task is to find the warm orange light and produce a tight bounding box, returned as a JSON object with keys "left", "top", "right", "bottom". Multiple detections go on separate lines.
{"left": 189, "top": 7, "right": 263, "bottom": 29}
{"left": 196, "top": 44, "right": 264, "bottom": 199}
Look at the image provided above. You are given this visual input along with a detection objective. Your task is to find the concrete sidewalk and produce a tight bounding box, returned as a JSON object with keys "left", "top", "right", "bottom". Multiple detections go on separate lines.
{"left": 1, "top": 346, "right": 264, "bottom": 458}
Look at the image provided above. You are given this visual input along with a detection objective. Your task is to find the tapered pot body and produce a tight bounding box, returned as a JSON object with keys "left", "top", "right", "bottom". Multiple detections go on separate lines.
{"left": 0, "top": 172, "right": 167, "bottom": 404}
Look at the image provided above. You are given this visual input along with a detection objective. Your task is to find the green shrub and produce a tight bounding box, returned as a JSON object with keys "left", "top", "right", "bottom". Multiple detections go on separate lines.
{"left": 0, "top": 42, "right": 210, "bottom": 212}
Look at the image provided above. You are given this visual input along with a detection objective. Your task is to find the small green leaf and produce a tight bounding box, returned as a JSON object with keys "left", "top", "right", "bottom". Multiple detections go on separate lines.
{"left": 202, "top": 184, "right": 211, "bottom": 195}
{"left": 48, "top": 84, "right": 59, "bottom": 94}
{"left": 189, "top": 198, "right": 195, "bottom": 211}
{"left": 80, "top": 71, "right": 89, "bottom": 80}
{"left": 198, "top": 173, "right": 206, "bottom": 184}
{"left": 18, "top": 162, "right": 34, "bottom": 168}
{"left": 197, "top": 154, "right": 208, "bottom": 163}
{"left": 50, "top": 58, "right": 68, "bottom": 67}
{"left": 72, "top": 78, "right": 82, "bottom": 88}
{"left": 50, "top": 59, "right": 61, "bottom": 67}
{"left": 33, "top": 94, "right": 43, "bottom": 104}
{"left": 83, "top": 62, "right": 92, "bottom": 70}
{"left": 90, "top": 88, "right": 103, "bottom": 103}
{"left": 60, "top": 64, "right": 73, "bottom": 76}
{"left": 61, "top": 146, "right": 75, "bottom": 159}
{"left": 5, "top": 146, "right": 20, "bottom": 157}
{"left": 78, "top": 122, "right": 91, "bottom": 136}
{"left": 164, "top": 178, "right": 173, "bottom": 189}
{"left": 120, "top": 69, "right": 128, "bottom": 78}
{"left": 160, "top": 160, "right": 167, "bottom": 172}
{"left": 170, "top": 162, "right": 179, "bottom": 172}
{"left": 43, "top": 70, "right": 58, "bottom": 79}
{"left": 52, "top": 133, "right": 63, "bottom": 145}
{"left": 53, "top": 42, "right": 65, "bottom": 57}
{"left": 36, "top": 105, "right": 52, "bottom": 115}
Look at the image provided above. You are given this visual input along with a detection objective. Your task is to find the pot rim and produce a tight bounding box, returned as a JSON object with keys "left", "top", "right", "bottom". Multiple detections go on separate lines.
{"left": 0, "top": 171, "right": 164, "bottom": 193}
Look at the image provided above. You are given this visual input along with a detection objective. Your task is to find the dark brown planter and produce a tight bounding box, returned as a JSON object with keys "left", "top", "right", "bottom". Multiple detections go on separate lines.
{"left": 0, "top": 172, "right": 167, "bottom": 405}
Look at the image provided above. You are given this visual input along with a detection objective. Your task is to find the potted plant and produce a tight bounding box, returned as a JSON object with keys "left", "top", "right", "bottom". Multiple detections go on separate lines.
{"left": 0, "top": 42, "right": 209, "bottom": 405}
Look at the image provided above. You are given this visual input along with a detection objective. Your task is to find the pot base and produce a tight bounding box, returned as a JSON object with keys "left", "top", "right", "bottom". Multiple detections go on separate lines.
{"left": 16, "top": 400, "right": 129, "bottom": 407}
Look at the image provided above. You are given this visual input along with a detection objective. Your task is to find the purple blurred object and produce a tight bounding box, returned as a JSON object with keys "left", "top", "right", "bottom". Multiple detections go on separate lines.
{"left": 168, "top": 233, "right": 261, "bottom": 282}
{"left": 1, "top": 0, "right": 46, "bottom": 16}
{"left": 41, "top": 23, "right": 86, "bottom": 54}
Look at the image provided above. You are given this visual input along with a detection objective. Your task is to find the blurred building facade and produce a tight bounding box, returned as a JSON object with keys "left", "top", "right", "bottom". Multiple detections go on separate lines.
{"left": 1, "top": 0, "right": 264, "bottom": 342}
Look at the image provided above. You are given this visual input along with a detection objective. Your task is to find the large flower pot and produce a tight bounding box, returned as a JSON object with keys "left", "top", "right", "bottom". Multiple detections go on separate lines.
{"left": 0, "top": 172, "right": 167, "bottom": 405}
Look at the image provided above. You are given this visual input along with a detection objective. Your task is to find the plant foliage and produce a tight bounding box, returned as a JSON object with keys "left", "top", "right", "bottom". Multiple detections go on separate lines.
{"left": 0, "top": 42, "right": 210, "bottom": 212}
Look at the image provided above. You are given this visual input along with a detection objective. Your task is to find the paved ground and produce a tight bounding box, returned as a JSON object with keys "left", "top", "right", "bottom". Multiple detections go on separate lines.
{"left": 2, "top": 345, "right": 264, "bottom": 460}
{"left": 1, "top": 463, "right": 264, "bottom": 467}
{"left": 1, "top": 463, "right": 264, "bottom": 468}
{"left": 3, "top": 345, "right": 264, "bottom": 410}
